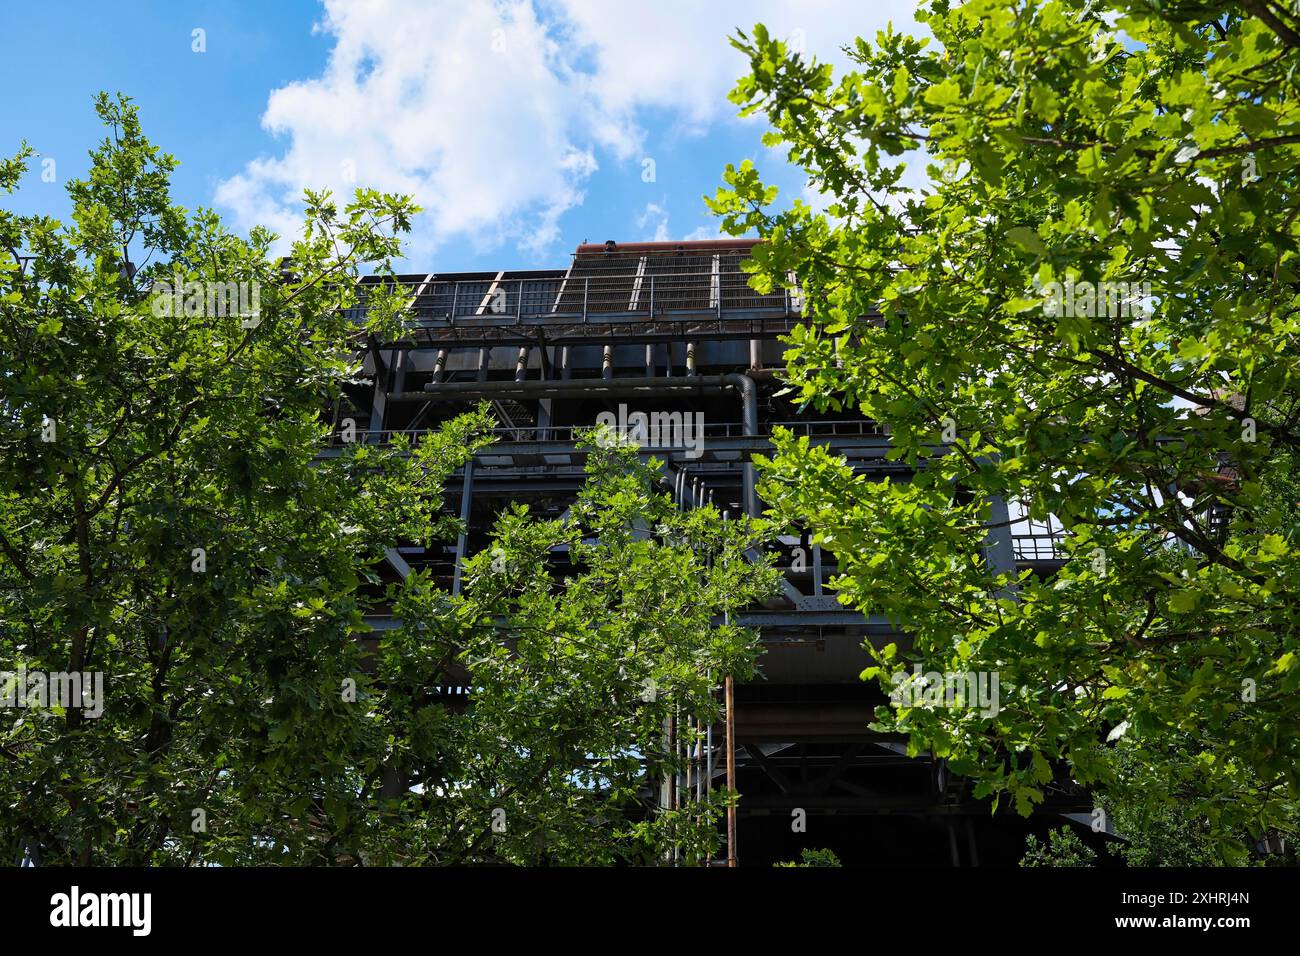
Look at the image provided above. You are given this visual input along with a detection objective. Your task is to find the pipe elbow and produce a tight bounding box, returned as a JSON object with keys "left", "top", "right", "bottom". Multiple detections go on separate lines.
{"left": 721, "top": 372, "right": 758, "bottom": 437}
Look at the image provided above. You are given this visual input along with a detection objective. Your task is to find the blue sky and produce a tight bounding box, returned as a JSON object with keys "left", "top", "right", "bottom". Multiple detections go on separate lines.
{"left": 1, "top": 0, "right": 920, "bottom": 273}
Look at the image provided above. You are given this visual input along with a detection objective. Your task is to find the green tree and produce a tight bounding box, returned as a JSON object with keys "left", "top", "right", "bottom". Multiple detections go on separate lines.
{"left": 775, "top": 847, "right": 843, "bottom": 867}
{"left": 1, "top": 92, "right": 463, "bottom": 865}
{"left": 0, "top": 95, "right": 775, "bottom": 865}
{"left": 710, "top": 2, "right": 1300, "bottom": 861}
{"left": 1020, "top": 827, "right": 1097, "bottom": 867}
{"left": 376, "top": 435, "right": 778, "bottom": 865}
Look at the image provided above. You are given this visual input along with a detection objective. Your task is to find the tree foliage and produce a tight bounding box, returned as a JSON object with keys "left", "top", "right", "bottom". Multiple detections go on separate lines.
{"left": 774, "top": 847, "right": 843, "bottom": 867}
{"left": 0, "top": 95, "right": 775, "bottom": 864}
{"left": 1020, "top": 827, "right": 1097, "bottom": 867}
{"left": 710, "top": 2, "right": 1300, "bottom": 858}
{"left": 377, "top": 436, "right": 777, "bottom": 865}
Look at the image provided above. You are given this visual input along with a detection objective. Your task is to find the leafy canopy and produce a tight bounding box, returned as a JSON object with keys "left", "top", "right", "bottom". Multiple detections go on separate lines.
{"left": 710, "top": 2, "right": 1300, "bottom": 859}
{"left": 0, "top": 95, "right": 775, "bottom": 865}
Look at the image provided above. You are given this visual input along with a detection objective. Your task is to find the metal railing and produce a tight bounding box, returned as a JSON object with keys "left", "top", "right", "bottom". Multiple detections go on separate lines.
{"left": 326, "top": 419, "right": 887, "bottom": 447}
{"left": 1011, "top": 533, "right": 1069, "bottom": 562}
{"left": 345, "top": 271, "right": 802, "bottom": 326}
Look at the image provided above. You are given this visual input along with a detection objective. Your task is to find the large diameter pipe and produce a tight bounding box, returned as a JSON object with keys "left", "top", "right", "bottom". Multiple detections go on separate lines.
{"left": 721, "top": 372, "right": 759, "bottom": 518}
{"left": 451, "top": 459, "right": 475, "bottom": 596}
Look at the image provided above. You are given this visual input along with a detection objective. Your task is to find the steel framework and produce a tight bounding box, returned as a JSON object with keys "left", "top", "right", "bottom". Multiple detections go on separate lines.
{"left": 336, "top": 239, "right": 1085, "bottom": 866}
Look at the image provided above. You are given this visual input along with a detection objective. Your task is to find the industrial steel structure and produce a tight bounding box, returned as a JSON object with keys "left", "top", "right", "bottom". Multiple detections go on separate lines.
{"left": 334, "top": 238, "right": 1090, "bottom": 866}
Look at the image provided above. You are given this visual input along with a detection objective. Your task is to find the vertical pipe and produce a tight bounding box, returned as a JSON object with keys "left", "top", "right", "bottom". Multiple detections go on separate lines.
{"left": 515, "top": 347, "right": 529, "bottom": 382}
{"left": 476, "top": 347, "right": 489, "bottom": 382}
{"left": 660, "top": 716, "right": 672, "bottom": 864}
{"left": 706, "top": 719, "right": 713, "bottom": 797}
{"left": 668, "top": 711, "right": 677, "bottom": 865}
{"left": 694, "top": 718, "right": 702, "bottom": 803}
{"left": 431, "top": 348, "right": 448, "bottom": 384}
{"left": 451, "top": 459, "right": 475, "bottom": 597}
{"left": 559, "top": 346, "right": 571, "bottom": 381}
{"left": 685, "top": 714, "right": 693, "bottom": 804}
{"left": 668, "top": 713, "right": 675, "bottom": 813}
{"left": 685, "top": 342, "right": 696, "bottom": 376}
{"left": 725, "top": 674, "right": 737, "bottom": 868}
{"left": 645, "top": 343, "right": 654, "bottom": 378}
{"left": 723, "top": 373, "right": 758, "bottom": 518}
{"left": 749, "top": 339, "right": 762, "bottom": 371}
{"left": 602, "top": 345, "right": 613, "bottom": 380}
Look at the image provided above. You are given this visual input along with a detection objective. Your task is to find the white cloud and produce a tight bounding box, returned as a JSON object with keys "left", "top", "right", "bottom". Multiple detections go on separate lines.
{"left": 215, "top": 0, "right": 920, "bottom": 262}
{"left": 636, "top": 201, "right": 671, "bottom": 242}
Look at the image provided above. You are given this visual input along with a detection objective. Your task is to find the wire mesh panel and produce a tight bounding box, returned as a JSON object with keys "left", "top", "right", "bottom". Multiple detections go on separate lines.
{"left": 346, "top": 242, "right": 799, "bottom": 330}
{"left": 516, "top": 277, "right": 562, "bottom": 315}
{"left": 556, "top": 255, "right": 642, "bottom": 314}
{"left": 348, "top": 276, "right": 395, "bottom": 325}
{"left": 718, "top": 253, "right": 788, "bottom": 311}
{"left": 644, "top": 254, "right": 715, "bottom": 312}
{"left": 458, "top": 280, "right": 494, "bottom": 315}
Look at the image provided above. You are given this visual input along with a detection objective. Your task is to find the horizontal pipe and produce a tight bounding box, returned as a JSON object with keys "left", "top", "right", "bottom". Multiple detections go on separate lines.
{"left": 392, "top": 375, "right": 738, "bottom": 403}
{"left": 575, "top": 239, "right": 760, "bottom": 256}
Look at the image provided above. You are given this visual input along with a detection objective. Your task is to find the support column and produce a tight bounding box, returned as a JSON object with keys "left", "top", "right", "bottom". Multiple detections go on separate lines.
{"left": 984, "top": 495, "right": 1017, "bottom": 582}
{"left": 369, "top": 348, "right": 397, "bottom": 441}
